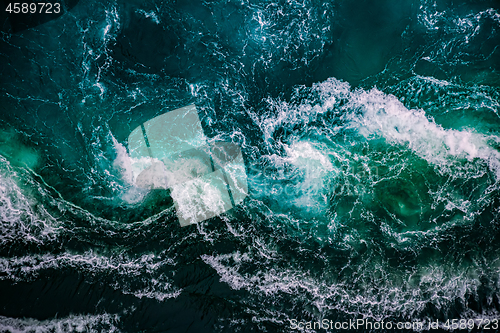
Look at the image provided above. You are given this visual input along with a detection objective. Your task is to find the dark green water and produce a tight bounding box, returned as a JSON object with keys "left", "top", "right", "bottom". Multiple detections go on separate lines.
{"left": 1, "top": 0, "right": 500, "bottom": 332}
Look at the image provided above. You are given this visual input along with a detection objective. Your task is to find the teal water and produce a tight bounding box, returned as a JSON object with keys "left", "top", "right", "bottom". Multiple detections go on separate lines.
{"left": 1, "top": 0, "right": 500, "bottom": 332}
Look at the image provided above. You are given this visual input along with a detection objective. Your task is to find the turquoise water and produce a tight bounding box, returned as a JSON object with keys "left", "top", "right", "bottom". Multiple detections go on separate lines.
{"left": 1, "top": 0, "right": 500, "bottom": 332}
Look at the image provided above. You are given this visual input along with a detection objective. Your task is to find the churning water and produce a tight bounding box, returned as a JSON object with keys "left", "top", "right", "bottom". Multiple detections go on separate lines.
{"left": 1, "top": 0, "right": 500, "bottom": 332}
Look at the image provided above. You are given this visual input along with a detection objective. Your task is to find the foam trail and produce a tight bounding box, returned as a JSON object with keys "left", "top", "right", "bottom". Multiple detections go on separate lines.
{"left": 0, "top": 156, "right": 58, "bottom": 245}
{"left": 0, "top": 313, "right": 121, "bottom": 333}
{"left": 253, "top": 78, "right": 500, "bottom": 223}
{"left": 0, "top": 251, "right": 181, "bottom": 301}
{"left": 264, "top": 78, "right": 500, "bottom": 180}
{"left": 347, "top": 86, "right": 500, "bottom": 179}
{"left": 268, "top": 141, "right": 337, "bottom": 214}
{"left": 202, "top": 249, "right": 500, "bottom": 321}
{"left": 111, "top": 134, "right": 148, "bottom": 204}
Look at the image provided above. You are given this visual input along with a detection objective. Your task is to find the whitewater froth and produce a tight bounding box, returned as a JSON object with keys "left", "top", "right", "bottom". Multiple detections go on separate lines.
{"left": 347, "top": 86, "right": 500, "bottom": 180}
{"left": 263, "top": 78, "right": 500, "bottom": 180}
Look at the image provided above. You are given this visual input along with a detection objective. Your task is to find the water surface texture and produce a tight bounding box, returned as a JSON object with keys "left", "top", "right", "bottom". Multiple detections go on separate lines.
{"left": 1, "top": 0, "right": 500, "bottom": 332}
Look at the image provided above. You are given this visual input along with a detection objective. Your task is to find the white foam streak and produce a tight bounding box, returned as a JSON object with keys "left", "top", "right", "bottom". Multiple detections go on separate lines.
{"left": 111, "top": 135, "right": 148, "bottom": 204}
{"left": 270, "top": 78, "right": 500, "bottom": 180}
{"left": 202, "top": 250, "right": 497, "bottom": 321}
{"left": 0, "top": 251, "right": 180, "bottom": 301}
{"left": 0, "top": 157, "right": 59, "bottom": 245}
{"left": 1, "top": 251, "right": 174, "bottom": 277}
{"left": 136, "top": 9, "right": 160, "bottom": 24}
{"left": 347, "top": 87, "right": 500, "bottom": 179}
{"left": 258, "top": 79, "right": 349, "bottom": 143}
{"left": 0, "top": 313, "right": 120, "bottom": 333}
{"left": 254, "top": 78, "right": 499, "bottom": 225}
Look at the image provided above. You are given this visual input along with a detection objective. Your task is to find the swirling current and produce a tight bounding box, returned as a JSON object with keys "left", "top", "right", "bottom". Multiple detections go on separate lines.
{"left": 1, "top": 0, "right": 500, "bottom": 332}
